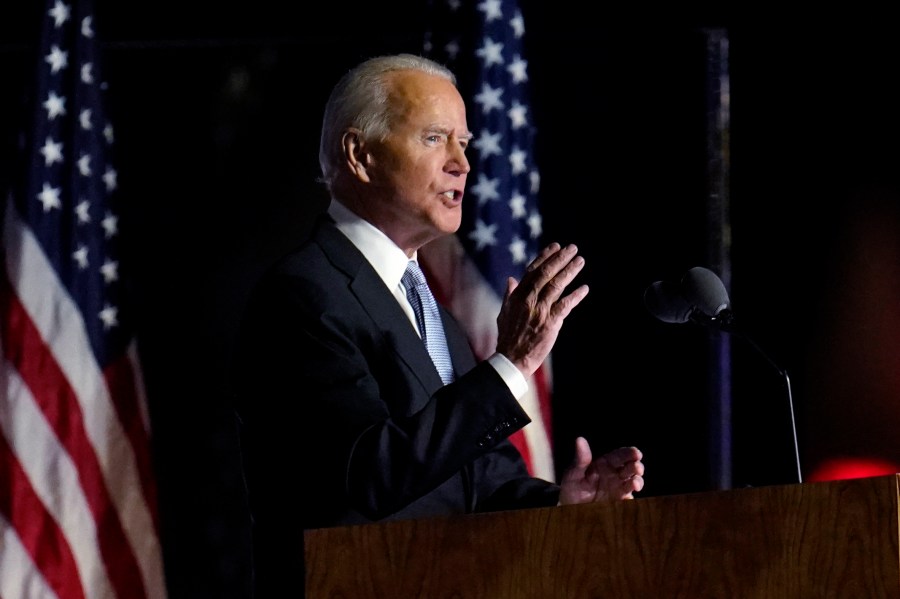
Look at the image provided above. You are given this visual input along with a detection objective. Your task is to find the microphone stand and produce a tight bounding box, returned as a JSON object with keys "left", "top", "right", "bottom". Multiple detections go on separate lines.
{"left": 692, "top": 309, "right": 803, "bottom": 484}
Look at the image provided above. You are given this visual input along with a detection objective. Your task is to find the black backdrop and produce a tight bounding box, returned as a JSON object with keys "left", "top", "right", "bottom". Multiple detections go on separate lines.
{"left": 3, "top": 4, "right": 900, "bottom": 597}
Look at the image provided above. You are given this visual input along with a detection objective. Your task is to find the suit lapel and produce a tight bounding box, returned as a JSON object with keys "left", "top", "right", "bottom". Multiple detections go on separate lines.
{"left": 314, "top": 218, "right": 448, "bottom": 397}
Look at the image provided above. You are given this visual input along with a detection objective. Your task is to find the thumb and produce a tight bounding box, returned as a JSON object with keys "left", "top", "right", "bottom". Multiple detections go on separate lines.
{"left": 504, "top": 276, "right": 519, "bottom": 301}
{"left": 570, "top": 436, "right": 593, "bottom": 471}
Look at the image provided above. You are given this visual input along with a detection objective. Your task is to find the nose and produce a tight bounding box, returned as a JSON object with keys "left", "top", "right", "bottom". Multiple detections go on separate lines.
{"left": 447, "top": 143, "right": 470, "bottom": 176}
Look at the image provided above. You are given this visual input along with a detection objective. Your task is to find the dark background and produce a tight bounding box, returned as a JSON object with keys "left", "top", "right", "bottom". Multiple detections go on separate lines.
{"left": 3, "top": 3, "right": 900, "bottom": 597}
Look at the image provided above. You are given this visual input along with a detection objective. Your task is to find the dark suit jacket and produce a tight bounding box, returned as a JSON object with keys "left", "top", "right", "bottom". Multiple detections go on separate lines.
{"left": 233, "top": 214, "right": 559, "bottom": 594}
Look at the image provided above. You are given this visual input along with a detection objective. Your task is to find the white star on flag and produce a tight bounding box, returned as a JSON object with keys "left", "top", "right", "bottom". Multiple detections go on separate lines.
{"left": 422, "top": 0, "right": 556, "bottom": 481}
{"left": 0, "top": 1, "right": 167, "bottom": 597}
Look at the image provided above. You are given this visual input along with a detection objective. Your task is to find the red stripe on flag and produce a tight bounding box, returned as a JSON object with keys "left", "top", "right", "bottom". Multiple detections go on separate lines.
{"left": 0, "top": 432, "right": 86, "bottom": 599}
{"left": 507, "top": 430, "right": 533, "bottom": 474}
{"left": 0, "top": 274, "right": 148, "bottom": 599}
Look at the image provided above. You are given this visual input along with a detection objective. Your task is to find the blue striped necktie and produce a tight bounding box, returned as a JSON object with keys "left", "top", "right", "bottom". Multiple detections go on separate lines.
{"left": 402, "top": 261, "right": 454, "bottom": 385}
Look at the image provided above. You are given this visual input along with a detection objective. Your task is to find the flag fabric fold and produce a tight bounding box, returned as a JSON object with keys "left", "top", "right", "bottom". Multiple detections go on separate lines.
{"left": 422, "top": 0, "right": 555, "bottom": 481}
{"left": 0, "top": 1, "right": 167, "bottom": 597}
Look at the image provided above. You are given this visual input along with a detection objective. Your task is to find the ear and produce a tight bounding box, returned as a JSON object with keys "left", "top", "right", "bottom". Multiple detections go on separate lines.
{"left": 342, "top": 128, "right": 371, "bottom": 183}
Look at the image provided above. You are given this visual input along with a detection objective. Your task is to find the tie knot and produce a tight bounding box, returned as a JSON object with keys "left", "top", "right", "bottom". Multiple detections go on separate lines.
{"left": 402, "top": 261, "right": 427, "bottom": 289}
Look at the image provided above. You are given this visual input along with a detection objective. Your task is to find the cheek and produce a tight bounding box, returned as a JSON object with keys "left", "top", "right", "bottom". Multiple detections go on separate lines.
{"left": 396, "top": 156, "right": 436, "bottom": 190}
{"left": 367, "top": 142, "right": 406, "bottom": 177}
{"left": 374, "top": 144, "right": 439, "bottom": 196}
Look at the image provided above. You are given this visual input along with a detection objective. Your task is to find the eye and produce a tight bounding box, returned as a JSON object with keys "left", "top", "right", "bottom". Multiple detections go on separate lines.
{"left": 425, "top": 133, "right": 448, "bottom": 145}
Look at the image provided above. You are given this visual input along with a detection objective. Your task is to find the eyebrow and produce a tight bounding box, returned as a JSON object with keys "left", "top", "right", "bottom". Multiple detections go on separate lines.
{"left": 427, "top": 124, "right": 474, "bottom": 141}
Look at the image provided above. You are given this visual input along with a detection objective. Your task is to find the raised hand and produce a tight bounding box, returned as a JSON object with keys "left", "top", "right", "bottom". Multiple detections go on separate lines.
{"left": 495, "top": 243, "right": 589, "bottom": 377}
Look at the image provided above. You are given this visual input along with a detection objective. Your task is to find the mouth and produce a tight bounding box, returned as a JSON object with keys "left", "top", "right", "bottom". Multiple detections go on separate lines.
{"left": 441, "top": 190, "right": 463, "bottom": 203}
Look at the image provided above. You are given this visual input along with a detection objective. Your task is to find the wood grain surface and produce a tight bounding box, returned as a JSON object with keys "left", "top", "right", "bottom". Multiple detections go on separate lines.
{"left": 305, "top": 475, "right": 900, "bottom": 598}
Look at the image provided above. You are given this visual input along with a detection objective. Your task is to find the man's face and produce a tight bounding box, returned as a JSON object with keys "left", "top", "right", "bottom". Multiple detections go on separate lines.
{"left": 364, "top": 70, "right": 472, "bottom": 254}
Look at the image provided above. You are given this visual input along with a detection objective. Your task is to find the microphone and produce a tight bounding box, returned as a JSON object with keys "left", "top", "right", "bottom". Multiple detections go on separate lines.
{"left": 643, "top": 266, "right": 803, "bottom": 485}
{"left": 643, "top": 266, "right": 735, "bottom": 331}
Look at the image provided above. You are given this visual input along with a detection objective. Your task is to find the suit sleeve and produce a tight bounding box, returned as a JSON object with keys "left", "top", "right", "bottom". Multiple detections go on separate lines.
{"left": 234, "top": 257, "right": 558, "bottom": 529}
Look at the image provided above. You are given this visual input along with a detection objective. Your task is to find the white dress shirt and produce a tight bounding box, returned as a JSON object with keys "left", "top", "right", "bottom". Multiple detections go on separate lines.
{"left": 328, "top": 200, "right": 528, "bottom": 400}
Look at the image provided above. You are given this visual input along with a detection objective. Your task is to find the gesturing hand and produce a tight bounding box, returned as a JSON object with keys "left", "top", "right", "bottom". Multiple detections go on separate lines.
{"left": 558, "top": 437, "right": 645, "bottom": 505}
{"left": 495, "top": 243, "right": 589, "bottom": 377}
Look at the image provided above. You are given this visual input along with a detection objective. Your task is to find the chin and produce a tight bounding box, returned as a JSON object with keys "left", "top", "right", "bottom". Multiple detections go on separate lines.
{"left": 441, "top": 216, "right": 462, "bottom": 236}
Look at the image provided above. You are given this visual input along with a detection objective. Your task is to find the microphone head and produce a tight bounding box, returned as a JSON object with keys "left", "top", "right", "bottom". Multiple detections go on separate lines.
{"left": 681, "top": 266, "right": 730, "bottom": 317}
{"left": 643, "top": 279, "right": 693, "bottom": 324}
{"left": 644, "top": 266, "right": 735, "bottom": 331}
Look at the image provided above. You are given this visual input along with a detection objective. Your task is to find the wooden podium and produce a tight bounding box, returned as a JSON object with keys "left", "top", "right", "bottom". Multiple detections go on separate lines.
{"left": 304, "top": 474, "right": 900, "bottom": 598}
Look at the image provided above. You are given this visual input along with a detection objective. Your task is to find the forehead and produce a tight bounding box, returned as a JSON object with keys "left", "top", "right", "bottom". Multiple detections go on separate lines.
{"left": 386, "top": 70, "right": 468, "bottom": 130}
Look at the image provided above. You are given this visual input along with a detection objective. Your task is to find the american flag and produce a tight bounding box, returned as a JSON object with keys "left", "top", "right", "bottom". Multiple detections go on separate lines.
{"left": 421, "top": 0, "right": 555, "bottom": 481}
{"left": 0, "top": 1, "right": 167, "bottom": 597}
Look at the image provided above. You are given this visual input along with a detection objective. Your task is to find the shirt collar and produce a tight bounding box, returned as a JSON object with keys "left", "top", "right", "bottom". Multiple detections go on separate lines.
{"left": 328, "top": 200, "right": 414, "bottom": 291}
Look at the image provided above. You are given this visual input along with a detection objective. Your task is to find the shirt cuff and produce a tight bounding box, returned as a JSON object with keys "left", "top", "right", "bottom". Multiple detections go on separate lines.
{"left": 487, "top": 352, "right": 528, "bottom": 400}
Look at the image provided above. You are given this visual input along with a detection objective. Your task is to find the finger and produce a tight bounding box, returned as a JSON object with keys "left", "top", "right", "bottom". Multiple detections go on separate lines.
{"left": 525, "top": 244, "right": 577, "bottom": 285}
{"left": 540, "top": 254, "right": 586, "bottom": 305}
{"left": 590, "top": 447, "right": 643, "bottom": 484}
{"left": 622, "top": 474, "right": 645, "bottom": 498}
{"left": 618, "top": 456, "right": 645, "bottom": 494}
{"left": 615, "top": 456, "right": 644, "bottom": 478}
{"left": 604, "top": 446, "right": 643, "bottom": 469}
{"left": 630, "top": 475, "right": 645, "bottom": 493}
{"left": 551, "top": 283, "right": 590, "bottom": 320}
{"left": 524, "top": 242, "right": 562, "bottom": 273}
{"left": 626, "top": 459, "right": 645, "bottom": 479}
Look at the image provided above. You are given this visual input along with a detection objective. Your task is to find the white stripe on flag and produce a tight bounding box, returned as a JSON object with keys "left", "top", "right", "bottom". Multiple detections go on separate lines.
{"left": 0, "top": 513, "right": 60, "bottom": 599}
{"left": 2, "top": 197, "right": 166, "bottom": 598}
{"left": 0, "top": 355, "right": 116, "bottom": 598}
